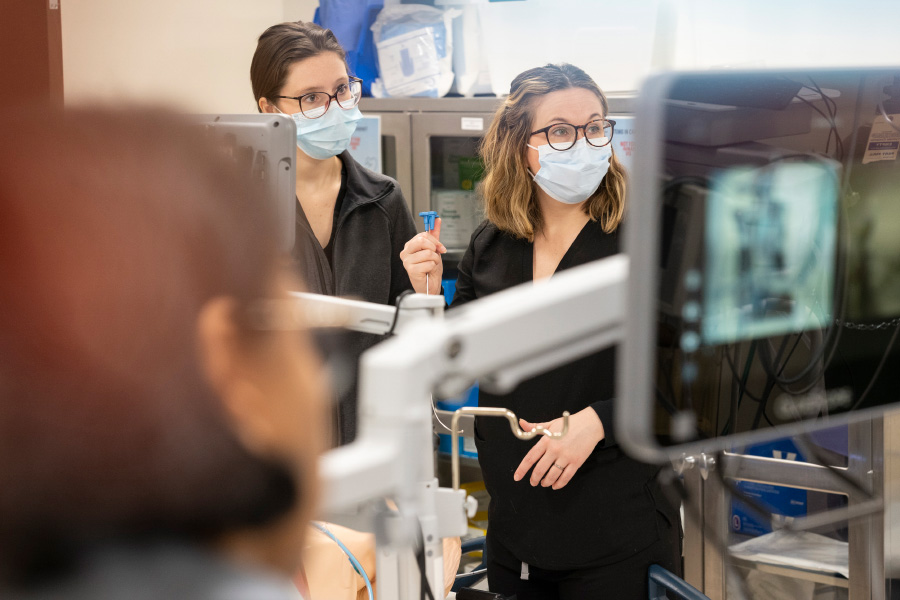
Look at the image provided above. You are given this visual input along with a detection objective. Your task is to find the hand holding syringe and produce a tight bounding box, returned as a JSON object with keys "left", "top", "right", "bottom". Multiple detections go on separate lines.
{"left": 399, "top": 212, "right": 445, "bottom": 295}
{"left": 419, "top": 211, "right": 439, "bottom": 295}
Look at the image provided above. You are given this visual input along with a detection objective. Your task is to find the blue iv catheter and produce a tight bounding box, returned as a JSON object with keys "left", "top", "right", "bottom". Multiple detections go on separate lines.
{"left": 419, "top": 211, "right": 438, "bottom": 296}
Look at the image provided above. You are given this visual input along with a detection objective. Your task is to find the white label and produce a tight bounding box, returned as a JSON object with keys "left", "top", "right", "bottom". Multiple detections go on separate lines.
{"left": 862, "top": 113, "right": 900, "bottom": 164}
{"left": 433, "top": 190, "right": 477, "bottom": 248}
{"left": 460, "top": 117, "right": 484, "bottom": 131}
{"left": 50, "top": 0, "right": 59, "bottom": 8}
{"left": 611, "top": 115, "right": 636, "bottom": 172}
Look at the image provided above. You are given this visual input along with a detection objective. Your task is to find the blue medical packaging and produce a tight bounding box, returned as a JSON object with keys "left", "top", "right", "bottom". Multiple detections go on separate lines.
{"left": 314, "top": 0, "right": 383, "bottom": 96}
{"left": 730, "top": 427, "right": 850, "bottom": 537}
{"left": 732, "top": 427, "right": 854, "bottom": 537}
{"left": 730, "top": 438, "right": 808, "bottom": 536}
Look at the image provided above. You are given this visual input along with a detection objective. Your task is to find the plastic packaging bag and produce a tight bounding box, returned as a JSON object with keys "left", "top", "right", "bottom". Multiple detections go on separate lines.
{"left": 436, "top": 0, "right": 493, "bottom": 96}
{"left": 314, "top": 0, "right": 383, "bottom": 96}
{"left": 370, "top": 4, "right": 460, "bottom": 98}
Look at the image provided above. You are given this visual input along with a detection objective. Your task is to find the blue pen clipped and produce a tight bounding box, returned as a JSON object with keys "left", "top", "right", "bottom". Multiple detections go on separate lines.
{"left": 418, "top": 211, "right": 439, "bottom": 295}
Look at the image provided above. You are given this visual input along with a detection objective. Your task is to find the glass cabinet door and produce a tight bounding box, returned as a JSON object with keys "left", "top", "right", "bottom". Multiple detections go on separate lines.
{"left": 411, "top": 112, "right": 496, "bottom": 257}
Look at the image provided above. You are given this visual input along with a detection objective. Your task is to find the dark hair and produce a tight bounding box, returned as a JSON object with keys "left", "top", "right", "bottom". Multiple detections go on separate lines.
{"left": 250, "top": 21, "right": 349, "bottom": 111}
{"left": 0, "top": 106, "right": 297, "bottom": 586}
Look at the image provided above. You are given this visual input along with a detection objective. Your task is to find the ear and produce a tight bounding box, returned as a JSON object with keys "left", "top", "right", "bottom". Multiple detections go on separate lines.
{"left": 197, "top": 297, "right": 277, "bottom": 456}
{"left": 259, "top": 97, "right": 276, "bottom": 114}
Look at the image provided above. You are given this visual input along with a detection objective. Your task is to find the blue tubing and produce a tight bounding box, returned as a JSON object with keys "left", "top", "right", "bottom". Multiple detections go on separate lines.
{"left": 454, "top": 536, "right": 488, "bottom": 593}
{"left": 460, "top": 536, "right": 486, "bottom": 554}
{"left": 648, "top": 565, "right": 711, "bottom": 600}
{"left": 312, "top": 522, "right": 374, "bottom": 600}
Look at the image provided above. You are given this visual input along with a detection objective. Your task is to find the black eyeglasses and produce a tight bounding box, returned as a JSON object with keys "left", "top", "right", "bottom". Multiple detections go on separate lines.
{"left": 530, "top": 119, "right": 616, "bottom": 152}
{"left": 273, "top": 77, "right": 363, "bottom": 119}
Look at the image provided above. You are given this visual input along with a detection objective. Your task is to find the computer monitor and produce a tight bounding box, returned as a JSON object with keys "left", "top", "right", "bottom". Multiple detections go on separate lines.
{"left": 619, "top": 67, "right": 900, "bottom": 463}
{"left": 194, "top": 114, "right": 296, "bottom": 253}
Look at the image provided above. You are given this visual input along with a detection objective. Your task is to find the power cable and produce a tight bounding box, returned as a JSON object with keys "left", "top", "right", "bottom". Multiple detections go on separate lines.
{"left": 414, "top": 521, "right": 437, "bottom": 600}
{"left": 385, "top": 289, "right": 416, "bottom": 338}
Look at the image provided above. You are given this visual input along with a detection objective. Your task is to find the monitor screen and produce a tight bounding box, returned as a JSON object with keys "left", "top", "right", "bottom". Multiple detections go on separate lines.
{"left": 619, "top": 68, "right": 900, "bottom": 461}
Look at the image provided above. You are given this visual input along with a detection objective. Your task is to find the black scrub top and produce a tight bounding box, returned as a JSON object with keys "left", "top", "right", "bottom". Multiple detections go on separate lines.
{"left": 320, "top": 166, "right": 347, "bottom": 269}
{"left": 290, "top": 151, "right": 417, "bottom": 444}
{"left": 451, "top": 218, "right": 676, "bottom": 570}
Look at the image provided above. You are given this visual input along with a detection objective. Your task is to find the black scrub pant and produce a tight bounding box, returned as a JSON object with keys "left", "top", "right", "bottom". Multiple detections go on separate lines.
{"left": 486, "top": 511, "right": 682, "bottom": 600}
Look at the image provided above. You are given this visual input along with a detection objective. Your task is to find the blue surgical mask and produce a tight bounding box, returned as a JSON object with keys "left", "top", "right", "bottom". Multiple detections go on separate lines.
{"left": 278, "top": 104, "right": 363, "bottom": 160}
{"left": 527, "top": 137, "right": 613, "bottom": 205}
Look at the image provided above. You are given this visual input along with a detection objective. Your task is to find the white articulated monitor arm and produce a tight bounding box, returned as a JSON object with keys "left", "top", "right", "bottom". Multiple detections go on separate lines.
{"left": 290, "top": 291, "right": 446, "bottom": 335}
{"left": 301, "top": 254, "right": 629, "bottom": 599}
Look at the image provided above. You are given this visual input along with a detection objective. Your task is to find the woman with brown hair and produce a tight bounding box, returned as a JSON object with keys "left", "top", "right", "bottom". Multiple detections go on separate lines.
{"left": 250, "top": 21, "right": 421, "bottom": 445}
{"left": 401, "top": 63, "right": 681, "bottom": 598}
{"left": 0, "top": 106, "right": 327, "bottom": 599}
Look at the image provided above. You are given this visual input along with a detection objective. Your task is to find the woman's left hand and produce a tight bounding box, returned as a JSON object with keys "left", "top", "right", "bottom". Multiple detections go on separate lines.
{"left": 513, "top": 407, "right": 605, "bottom": 490}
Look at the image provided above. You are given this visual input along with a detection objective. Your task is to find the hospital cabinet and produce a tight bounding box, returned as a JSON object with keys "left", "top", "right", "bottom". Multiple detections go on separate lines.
{"left": 359, "top": 97, "right": 499, "bottom": 263}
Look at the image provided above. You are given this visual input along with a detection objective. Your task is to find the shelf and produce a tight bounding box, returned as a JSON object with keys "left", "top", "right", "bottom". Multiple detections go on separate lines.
{"left": 361, "top": 97, "right": 503, "bottom": 114}
{"left": 729, "top": 557, "right": 849, "bottom": 589}
{"left": 360, "top": 94, "right": 636, "bottom": 114}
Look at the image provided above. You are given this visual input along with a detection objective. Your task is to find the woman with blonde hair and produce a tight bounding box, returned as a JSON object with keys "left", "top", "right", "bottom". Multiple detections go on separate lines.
{"left": 401, "top": 63, "right": 680, "bottom": 598}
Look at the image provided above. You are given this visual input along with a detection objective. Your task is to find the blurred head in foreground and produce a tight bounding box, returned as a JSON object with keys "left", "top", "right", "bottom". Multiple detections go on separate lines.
{"left": 0, "top": 106, "right": 327, "bottom": 590}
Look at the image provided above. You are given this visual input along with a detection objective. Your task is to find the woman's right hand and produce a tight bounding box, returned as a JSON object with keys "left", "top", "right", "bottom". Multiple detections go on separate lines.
{"left": 400, "top": 217, "right": 446, "bottom": 295}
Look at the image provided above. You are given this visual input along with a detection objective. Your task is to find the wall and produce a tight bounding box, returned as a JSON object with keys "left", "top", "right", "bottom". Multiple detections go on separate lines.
{"left": 61, "top": 0, "right": 319, "bottom": 113}
{"left": 1, "top": 1, "right": 63, "bottom": 108}
{"left": 61, "top": 0, "right": 900, "bottom": 107}
{"left": 667, "top": 0, "right": 900, "bottom": 71}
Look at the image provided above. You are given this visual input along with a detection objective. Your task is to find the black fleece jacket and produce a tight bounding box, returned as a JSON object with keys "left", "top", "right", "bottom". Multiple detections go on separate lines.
{"left": 291, "top": 150, "right": 417, "bottom": 444}
{"left": 451, "top": 219, "right": 677, "bottom": 570}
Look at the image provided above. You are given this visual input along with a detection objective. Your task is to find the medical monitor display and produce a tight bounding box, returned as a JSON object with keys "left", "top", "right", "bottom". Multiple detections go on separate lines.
{"left": 620, "top": 68, "right": 900, "bottom": 461}
{"left": 702, "top": 161, "right": 839, "bottom": 345}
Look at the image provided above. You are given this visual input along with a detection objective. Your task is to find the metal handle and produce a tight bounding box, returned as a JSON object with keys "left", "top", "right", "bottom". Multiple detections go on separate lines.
{"left": 450, "top": 407, "right": 569, "bottom": 490}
